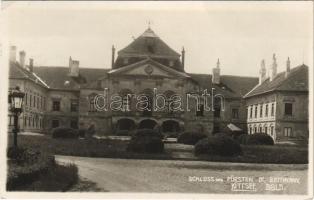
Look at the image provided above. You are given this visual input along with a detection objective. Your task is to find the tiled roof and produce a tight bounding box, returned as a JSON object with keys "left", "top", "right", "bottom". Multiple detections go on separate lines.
{"left": 9, "top": 61, "right": 49, "bottom": 88}
{"left": 118, "top": 28, "right": 180, "bottom": 58}
{"left": 244, "top": 65, "right": 308, "bottom": 98}
{"left": 33, "top": 66, "right": 110, "bottom": 90}
{"left": 189, "top": 73, "right": 258, "bottom": 98}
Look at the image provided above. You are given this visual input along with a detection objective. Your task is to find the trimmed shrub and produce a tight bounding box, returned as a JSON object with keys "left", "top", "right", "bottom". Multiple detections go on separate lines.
{"left": 177, "top": 132, "right": 207, "bottom": 145}
{"left": 127, "top": 129, "right": 164, "bottom": 153}
{"left": 52, "top": 127, "right": 79, "bottom": 139}
{"left": 247, "top": 133, "right": 274, "bottom": 145}
{"left": 195, "top": 135, "right": 242, "bottom": 157}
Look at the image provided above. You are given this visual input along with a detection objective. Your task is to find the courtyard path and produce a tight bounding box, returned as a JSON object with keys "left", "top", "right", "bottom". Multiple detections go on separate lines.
{"left": 56, "top": 155, "right": 308, "bottom": 194}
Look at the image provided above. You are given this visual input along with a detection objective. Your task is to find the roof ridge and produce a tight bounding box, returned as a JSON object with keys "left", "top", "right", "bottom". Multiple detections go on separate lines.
{"left": 34, "top": 66, "right": 110, "bottom": 70}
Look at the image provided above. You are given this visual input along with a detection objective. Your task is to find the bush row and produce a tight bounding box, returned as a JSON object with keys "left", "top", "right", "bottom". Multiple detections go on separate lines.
{"left": 237, "top": 133, "right": 274, "bottom": 145}
{"left": 177, "top": 132, "right": 207, "bottom": 145}
{"left": 51, "top": 127, "right": 95, "bottom": 139}
{"left": 195, "top": 134, "right": 242, "bottom": 157}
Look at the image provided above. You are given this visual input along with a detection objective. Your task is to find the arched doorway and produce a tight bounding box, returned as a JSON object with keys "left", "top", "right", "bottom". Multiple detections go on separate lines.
{"left": 138, "top": 119, "right": 157, "bottom": 129}
{"left": 116, "top": 118, "right": 135, "bottom": 131}
{"left": 162, "top": 120, "right": 180, "bottom": 133}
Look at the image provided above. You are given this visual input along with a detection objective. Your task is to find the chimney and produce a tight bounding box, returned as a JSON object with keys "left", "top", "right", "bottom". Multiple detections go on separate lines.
{"left": 259, "top": 59, "right": 266, "bottom": 85}
{"left": 181, "top": 47, "right": 185, "bottom": 69}
{"left": 285, "top": 57, "right": 290, "bottom": 78}
{"left": 19, "top": 51, "right": 26, "bottom": 68}
{"left": 29, "top": 58, "right": 34, "bottom": 72}
{"left": 69, "top": 57, "right": 79, "bottom": 77}
{"left": 212, "top": 58, "right": 221, "bottom": 85}
{"left": 270, "top": 53, "right": 277, "bottom": 81}
{"left": 111, "top": 45, "right": 115, "bottom": 68}
{"left": 9, "top": 46, "right": 17, "bottom": 62}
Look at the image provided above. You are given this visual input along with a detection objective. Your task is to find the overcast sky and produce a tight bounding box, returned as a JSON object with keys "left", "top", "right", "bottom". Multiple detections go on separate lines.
{"left": 3, "top": 1, "right": 313, "bottom": 76}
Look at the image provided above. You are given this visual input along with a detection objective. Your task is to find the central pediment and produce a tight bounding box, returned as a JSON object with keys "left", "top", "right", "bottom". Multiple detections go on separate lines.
{"left": 108, "top": 58, "right": 190, "bottom": 78}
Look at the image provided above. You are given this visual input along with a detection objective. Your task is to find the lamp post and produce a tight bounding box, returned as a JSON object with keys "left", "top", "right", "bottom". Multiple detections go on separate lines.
{"left": 8, "top": 86, "right": 25, "bottom": 148}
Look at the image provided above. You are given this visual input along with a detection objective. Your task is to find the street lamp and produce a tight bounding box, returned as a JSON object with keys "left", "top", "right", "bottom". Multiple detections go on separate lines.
{"left": 8, "top": 86, "right": 25, "bottom": 147}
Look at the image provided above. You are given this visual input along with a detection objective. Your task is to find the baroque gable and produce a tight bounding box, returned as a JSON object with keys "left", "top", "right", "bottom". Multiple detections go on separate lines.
{"left": 108, "top": 58, "right": 190, "bottom": 78}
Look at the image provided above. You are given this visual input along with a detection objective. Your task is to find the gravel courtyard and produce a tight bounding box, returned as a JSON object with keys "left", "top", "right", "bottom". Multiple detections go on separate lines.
{"left": 56, "top": 155, "right": 308, "bottom": 194}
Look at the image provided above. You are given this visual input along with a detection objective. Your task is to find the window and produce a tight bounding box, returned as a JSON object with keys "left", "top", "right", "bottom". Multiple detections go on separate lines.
{"left": 123, "top": 58, "right": 129, "bottom": 64}
{"left": 271, "top": 103, "right": 275, "bottom": 116}
{"left": 24, "top": 116, "right": 27, "bottom": 126}
{"left": 32, "top": 117, "right": 35, "bottom": 127}
{"left": 70, "top": 120, "right": 78, "bottom": 129}
{"left": 254, "top": 105, "right": 257, "bottom": 118}
{"left": 232, "top": 108, "right": 239, "bottom": 119}
{"left": 270, "top": 126, "right": 274, "bottom": 136}
{"left": 265, "top": 104, "right": 268, "bottom": 117}
{"left": 8, "top": 116, "right": 13, "bottom": 126}
{"left": 249, "top": 127, "right": 252, "bottom": 134}
{"left": 29, "top": 116, "right": 31, "bottom": 127}
{"left": 52, "top": 100, "right": 60, "bottom": 111}
{"left": 30, "top": 94, "right": 32, "bottom": 107}
{"left": 284, "top": 103, "right": 293, "bottom": 116}
{"left": 70, "top": 100, "right": 78, "bottom": 112}
{"left": 250, "top": 106, "right": 253, "bottom": 118}
{"left": 39, "top": 119, "right": 41, "bottom": 128}
{"left": 25, "top": 93, "right": 28, "bottom": 106}
{"left": 259, "top": 126, "right": 262, "bottom": 133}
{"left": 196, "top": 104, "right": 204, "bottom": 117}
{"left": 89, "top": 98, "right": 96, "bottom": 112}
{"left": 254, "top": 127, "right": 257, "bottom": 133}
{"left": 37, "top": 97, "right": 39, "bottom": 109}
{"left": 260, "top": 104, "right": 263, "bottom": 118}
{"left": 284, "top": 127, "right": 292, "bottom": 137}
{"left": 169, "top": 60, "right": 174, "bottom": 67}
{"left": 43, "top": 97, "right": 46, "bottom": 110}
{"left": 52, "top": 120, "right": 59, "bottom": 128}
{"left": 265, "top": 126, "right": 268, "bottom": 134}
{"left": 33, "top": 95, "right": 36, "bottom": 107}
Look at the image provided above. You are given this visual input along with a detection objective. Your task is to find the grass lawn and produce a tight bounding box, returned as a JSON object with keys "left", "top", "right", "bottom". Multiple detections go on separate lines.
{"left": 8, "top": 135, "right": 308, "bottom": 164}
{"left": 197, "top": 144, "right": 308, "bottom": 164}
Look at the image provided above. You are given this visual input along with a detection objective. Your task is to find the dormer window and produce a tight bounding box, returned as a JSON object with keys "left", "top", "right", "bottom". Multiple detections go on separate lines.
{"left": 169, "top": 60, "right": 174, "bottom": 67}
{"left": 123, "top": 58, "right": 129, "bottom": 64}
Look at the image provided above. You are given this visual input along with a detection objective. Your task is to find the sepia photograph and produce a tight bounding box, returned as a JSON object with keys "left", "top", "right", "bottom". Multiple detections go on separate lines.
{"left": 0, "top": 1, "right": 313, "bottom": 199}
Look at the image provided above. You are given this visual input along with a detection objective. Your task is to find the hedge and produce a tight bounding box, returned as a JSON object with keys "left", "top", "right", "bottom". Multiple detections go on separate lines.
{"left": 177, "top": 132, "right": 207, "bottom": 145}
{"left": 237, "top": 133, "right": 274, "bottom": 145}
{"left": 195, "top": 135, "right": 242, "bottom": 157}
{"left": 52, "top": 127, "right": 79, "bottom": 139}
